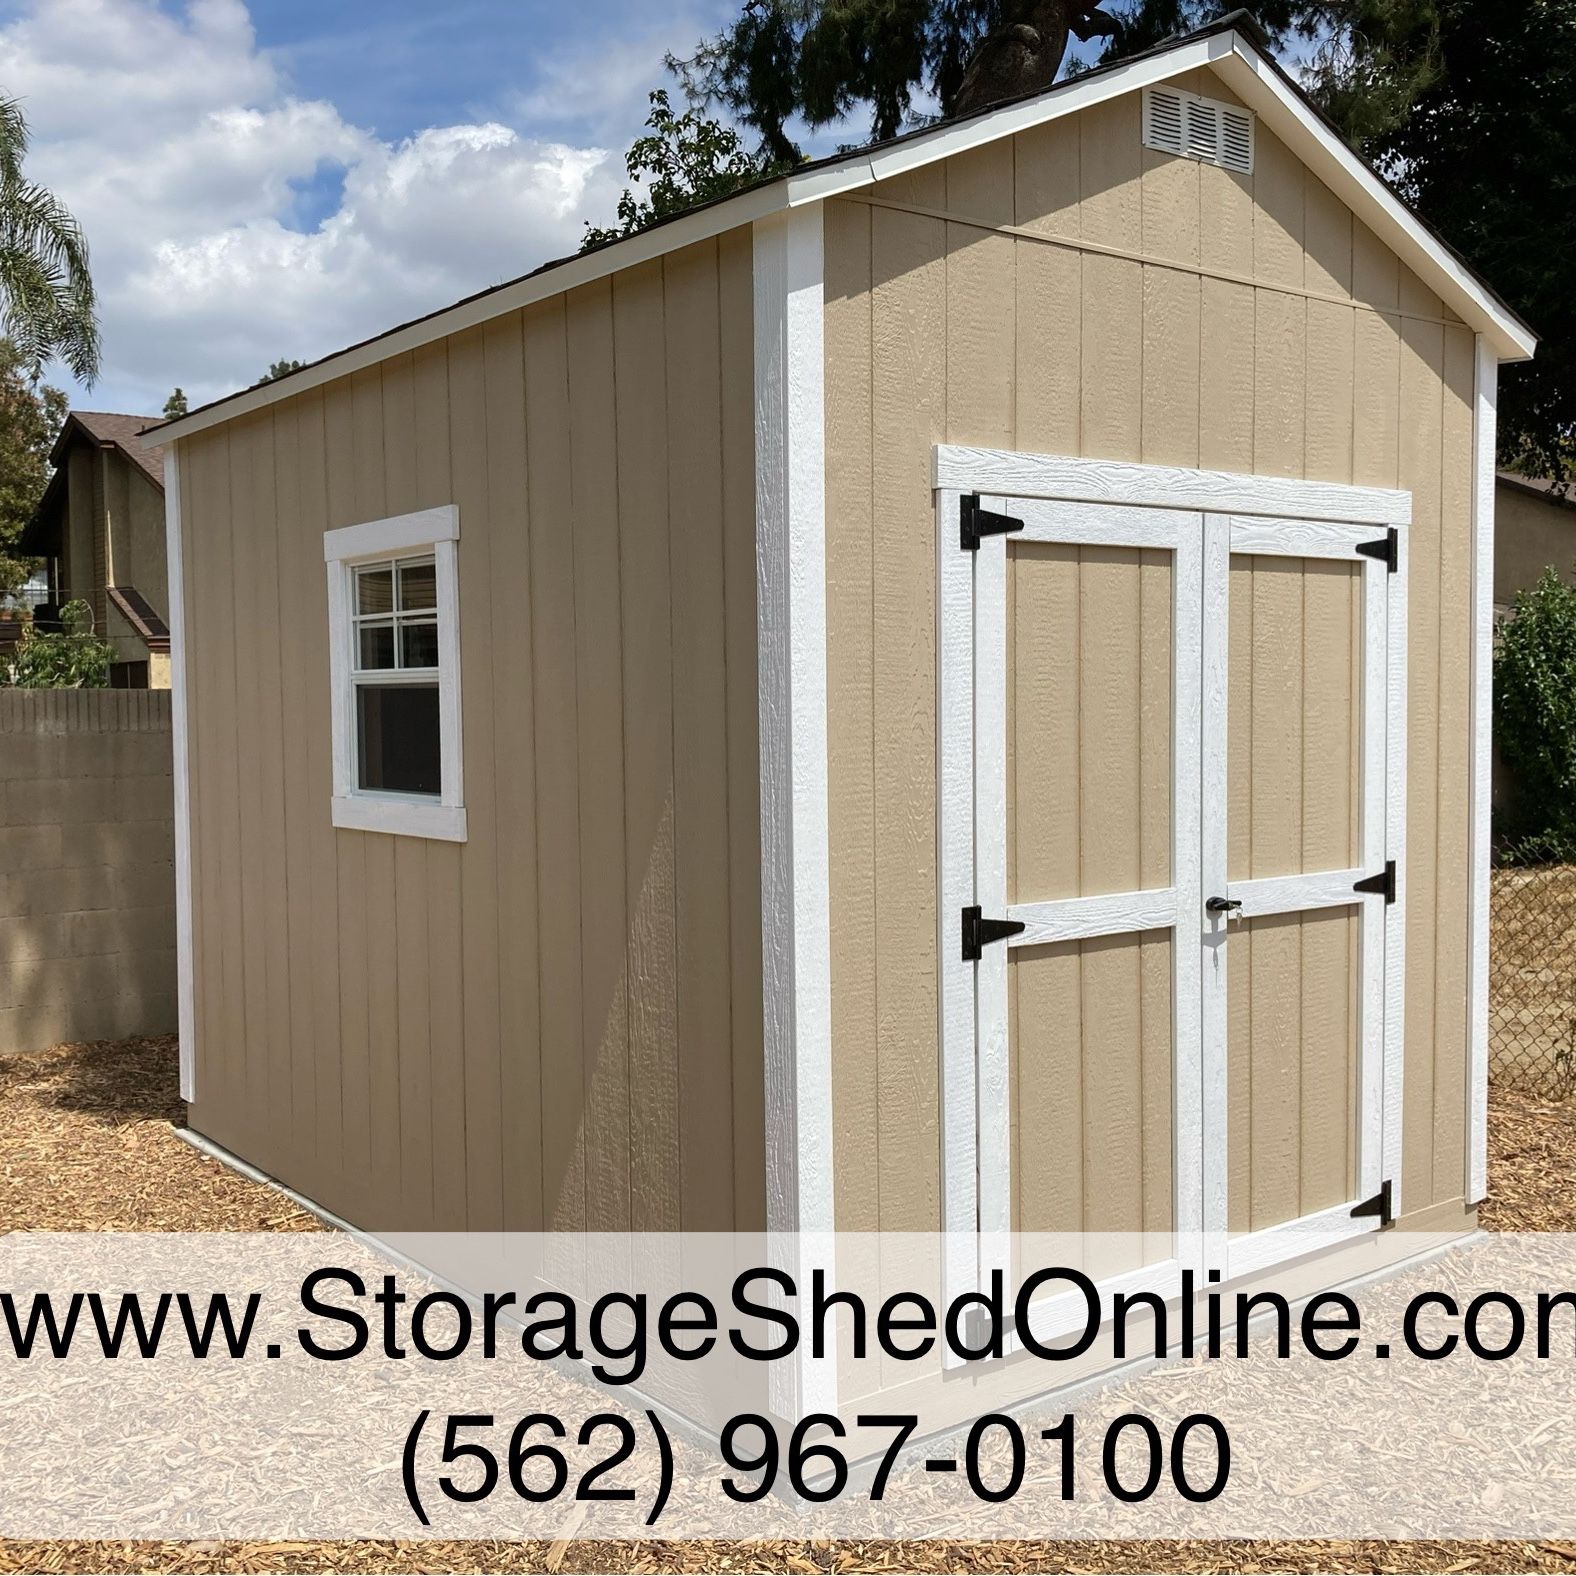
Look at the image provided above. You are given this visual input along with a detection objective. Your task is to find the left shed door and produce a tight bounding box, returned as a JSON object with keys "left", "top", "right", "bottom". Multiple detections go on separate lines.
{"left": 938, "top": 492, "right": 1205, "bottom": 1353}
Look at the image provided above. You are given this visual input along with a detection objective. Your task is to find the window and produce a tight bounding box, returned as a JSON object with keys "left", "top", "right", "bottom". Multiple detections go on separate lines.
{"left": 324, "top": 505, "right": 465, "bottom": 841}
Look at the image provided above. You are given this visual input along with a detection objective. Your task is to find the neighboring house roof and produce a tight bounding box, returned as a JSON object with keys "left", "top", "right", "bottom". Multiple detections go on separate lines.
{"left": 149, "top": 11, "right": 1536, "bottom": 451}
{"left": 1498, "top": 471, "right": 1576, "bottom": 511}
{"left": 106, "top": 585, "right": 171, "bottom": 653}
{"left": 55, "top": 410, "right": 166, "bottom": 487}
{"left": 20, "top": 410, "right": 164, "bottom": 556}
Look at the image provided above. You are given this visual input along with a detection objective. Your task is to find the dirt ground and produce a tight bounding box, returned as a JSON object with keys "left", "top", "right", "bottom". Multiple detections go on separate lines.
{"left": 4, "top": 1034, "right": 1576, "bottom": 1575}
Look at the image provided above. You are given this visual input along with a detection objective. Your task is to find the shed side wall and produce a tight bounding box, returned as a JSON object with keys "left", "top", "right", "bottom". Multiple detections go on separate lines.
{"left": 823, "top": 69, "right": 1476, "bottom": 1237}
{"left": 179, "top": 233, "right": 765, "bottom": 1233}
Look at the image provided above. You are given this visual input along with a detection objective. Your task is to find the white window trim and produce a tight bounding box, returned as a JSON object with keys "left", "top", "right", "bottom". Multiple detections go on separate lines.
{"left": 324, "top": 505, "right": 465, "bottom": 842}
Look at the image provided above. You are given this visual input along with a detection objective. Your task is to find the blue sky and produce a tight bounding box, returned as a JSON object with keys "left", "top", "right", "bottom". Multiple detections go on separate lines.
{"left": 0, "top": 0, "right": 755, "bottom": 414}
{"left": 0, "top": 0, "right": 1124, "bottom": 417}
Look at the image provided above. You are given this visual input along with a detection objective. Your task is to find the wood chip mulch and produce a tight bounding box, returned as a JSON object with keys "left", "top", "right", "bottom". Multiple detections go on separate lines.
{"left": 5, "top": 1034, "right": 1576, "bottom": 1574}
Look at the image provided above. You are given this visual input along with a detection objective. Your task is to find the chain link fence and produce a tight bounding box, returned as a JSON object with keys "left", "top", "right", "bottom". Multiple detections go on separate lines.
{"left": 1491, "top": 862, "right": 1576, "bottom": 1099}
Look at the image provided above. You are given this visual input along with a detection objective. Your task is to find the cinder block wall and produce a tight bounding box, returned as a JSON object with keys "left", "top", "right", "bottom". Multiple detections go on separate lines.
{"left": 0, "top": 690, "right": 175, "bottom": 1055}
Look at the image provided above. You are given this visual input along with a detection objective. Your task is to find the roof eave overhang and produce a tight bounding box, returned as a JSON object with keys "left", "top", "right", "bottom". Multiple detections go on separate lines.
{"left": 147, "top": 26, "right": 1533, "bottom": 450}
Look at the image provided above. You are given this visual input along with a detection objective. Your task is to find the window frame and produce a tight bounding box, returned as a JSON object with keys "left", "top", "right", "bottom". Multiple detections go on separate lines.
{"left": 324, "top": 505, "right": 465, "bottom": 842}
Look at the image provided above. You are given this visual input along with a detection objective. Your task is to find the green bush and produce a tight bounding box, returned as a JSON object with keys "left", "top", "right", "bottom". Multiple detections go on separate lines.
{"left": 4, "top": 598, "right": 112, "bottom": 688}
{"left": 1495, "top": 568, "right": 1576, "bottom": 859}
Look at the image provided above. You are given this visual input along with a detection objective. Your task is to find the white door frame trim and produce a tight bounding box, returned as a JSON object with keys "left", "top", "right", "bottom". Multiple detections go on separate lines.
{"left": 935, "top": 445, "right": 1413, "bottom": 525}
{"left": 753, "top": 206, "right": 836, "bottom": 1418}
{"left": 936, "top": 447, "right": 1413, "bottom": 1342}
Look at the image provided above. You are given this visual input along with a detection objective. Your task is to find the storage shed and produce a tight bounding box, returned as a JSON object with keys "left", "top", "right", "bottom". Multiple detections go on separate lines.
{"left": 150, "top": 14, "right": 1533, "bottom": 1418}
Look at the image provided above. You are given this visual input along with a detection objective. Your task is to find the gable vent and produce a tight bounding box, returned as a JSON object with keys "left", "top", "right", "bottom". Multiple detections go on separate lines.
{"left": 1143, "top": 85, "right": 1254, "bottom": 175}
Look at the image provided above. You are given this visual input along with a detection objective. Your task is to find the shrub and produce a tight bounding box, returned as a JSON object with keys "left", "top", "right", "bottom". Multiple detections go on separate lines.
{"left": 1495, "top": 568, "right": 1576, "bottom": 859}
{"left": 4, "top": 598, "right": 112, "bottom": 688}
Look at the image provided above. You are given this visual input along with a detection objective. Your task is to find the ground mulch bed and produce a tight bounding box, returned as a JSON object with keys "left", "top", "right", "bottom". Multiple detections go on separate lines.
{"left": 4, "top": 1034, "right": 1576, "bottom": 1574}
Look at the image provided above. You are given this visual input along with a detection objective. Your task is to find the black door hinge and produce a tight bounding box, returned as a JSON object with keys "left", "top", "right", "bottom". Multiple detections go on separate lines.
{"left": 1353, "top": 859, "right": 1396, "bottom": 904}
{"left": 960, "top": 493, "right": 1025, "bottom": 552}
{"left": 1356, "top": 527, "right": 1399, "bottom": 573}
{"left": 1351, "top": 1179, "right": 1395, "bottom": 1229}
{"left": 961, "top": 904, "right": 1026, "bottom": 962}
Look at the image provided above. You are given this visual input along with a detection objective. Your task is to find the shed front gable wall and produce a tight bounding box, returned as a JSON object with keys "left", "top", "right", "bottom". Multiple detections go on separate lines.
{"left": 177, "top": 232, "right": 766, "bottom": 1235}
{"left": 822, "top": 69, "right": 1478, "bottom": 1259}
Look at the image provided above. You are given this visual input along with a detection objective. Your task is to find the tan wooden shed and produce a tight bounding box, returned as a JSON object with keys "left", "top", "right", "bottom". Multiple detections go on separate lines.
{"left": 150, "top": 14, "right": 1534, "bottom": 1418}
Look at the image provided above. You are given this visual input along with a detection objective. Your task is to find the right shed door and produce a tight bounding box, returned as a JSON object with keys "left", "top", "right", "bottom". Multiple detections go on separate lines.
{"left": 1201, "top": 514, "right": 1405, "bottom": 1279}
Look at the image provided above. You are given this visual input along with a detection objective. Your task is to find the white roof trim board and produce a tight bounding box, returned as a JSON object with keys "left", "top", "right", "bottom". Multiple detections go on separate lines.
{"left": 149, "top": 24, "right": 1534, "bottom": 448}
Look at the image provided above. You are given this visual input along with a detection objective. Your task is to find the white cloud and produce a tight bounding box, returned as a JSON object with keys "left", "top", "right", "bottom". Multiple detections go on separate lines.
{"left": 0, "top": 0, "right": 629, "bottom": 412}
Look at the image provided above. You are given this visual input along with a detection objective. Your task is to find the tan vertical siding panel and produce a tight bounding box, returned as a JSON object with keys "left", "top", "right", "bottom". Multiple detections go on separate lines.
{"left": 524, "top": 299, "right": 584, "bottom": 1233}
{"left": 322, "top": 379, "right": 373, "bottom": 1222}
{"left": 1198, "top": 156, "right": 1255, "bottom": 472}
{"left": 479, "top": 313, "right": 536, "bottom": 1232}
{"left": 1400, "top": 315, "right": 1445, "bottom": 1211}
{"left": 291, "top": 389, "right": 348, "bottom": 1211}
{"left": 824, "top": 199, "right": 879, "bottom": 1235}
{"left": 1141, "top": 143, "right": 1200, "bottom": 468}
{"left": 1011, "top": 120, "right": 1080, "bottom": 454}
{"left": 226, "top": 422, "right": 271, "bottom": 1151}
{"left": 1249, "top": 565, "right": 1306, "bottom": 1228}
{"left": 945, "top": 142, "right": 1016, "bottom": 446}
{"left": 1074, "top": 109, "right": 1145, "bottom": 1242}
{"left": 1353, "top": 314, "right": 1401, "bottom": 490}
{"left": 566, "top": 280, "right": 631, "bottom": 1233}
{"left": 718, "top": 225, "right": 765, "bottom": 1230}
{"left": 613, "top": 261, "right": 680, "bottom": 1231}
{"left": 1304, "top": 175, "right": 1353, "bottom": 300}
{"left": 1078, "top": 554, "right": 1144, "bottom": 1242}
{"left": 1139, "top": 549, "right": 1175, "bottom": 1232}
{"left": 870, "top": 204, "right": 946, "bottom": 1234}
{"left": 1351, "top": 220, "right": 1401, "bottom": 315}
{"left": 444, "top": 325, "right": 500, "bottom": 1229}
{"left": 1011, "top": 546, "right": 1082, "bottom": 1232}
{"left": 665, "top": 241, "right": 736, "bottom": 1230}
{"left": 413, "top": 340, "right": 468, "bottom": 1230}
{"left": 1306, "top": 301, "right": 1356, "bottom": 485}
{"left": 1079, "top": 97, "right": 1142, "bottom": 461}
{"left": 1014, "top": 943, "right": 1082, "bottom": 1232}
{"left": 349, "top": 366, "right": 404, "bottom": 1226}
{"left": 270, "top": 406, "right": 320, "bottom": 1196}
{"left": 1300, "top": 566, "right": 1359, "bottom": 1210}
{"left": 378, "top": 353, "right": 436, "bottom": 1231}
{"left": 1433, "top": 326, "right": 1476, "bottom": 1204}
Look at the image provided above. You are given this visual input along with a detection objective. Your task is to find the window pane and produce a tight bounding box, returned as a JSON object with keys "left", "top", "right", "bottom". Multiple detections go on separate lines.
{"left": 357, "top": 683, "right": 441, "bottom": 796}
{"left": 400, "top": 619, "right": 439, "bottom": 669}
{"left": 399, "top": 559, "right": 437, "bottom": 611}
{"left": 356, "top": 564, "right": 394, "bottom": 616}
{"left": 358, "top": 622, "right": 395, "bottom": 670}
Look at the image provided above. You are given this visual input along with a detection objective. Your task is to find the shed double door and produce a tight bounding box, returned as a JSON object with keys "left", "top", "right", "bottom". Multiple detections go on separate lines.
{"left": 938, "top": 488, "right": 1405, "bottom": 1346}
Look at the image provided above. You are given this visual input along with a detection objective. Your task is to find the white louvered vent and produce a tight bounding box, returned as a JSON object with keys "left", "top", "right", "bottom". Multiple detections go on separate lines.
{"left": 1143, "top": 85, "right": 1254, "bottom": 175}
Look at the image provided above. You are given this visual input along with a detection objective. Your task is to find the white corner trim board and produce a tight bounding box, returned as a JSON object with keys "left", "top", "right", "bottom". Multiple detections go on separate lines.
{"left": 753, "top": 206, "right": 835, "bottom": 1419}
{"left": 164, "top": 445, "right": 197, "bottom": 1103}
{"left": 1467, "top": 340, "right": 1498, "bottom": 1206}
{"left": 324, "top": 514, "right": 466, "bottom": 844}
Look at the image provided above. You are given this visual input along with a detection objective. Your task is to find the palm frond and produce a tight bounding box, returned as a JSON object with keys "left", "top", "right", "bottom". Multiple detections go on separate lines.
{"left": 0, "top": 96, "right": 100, "bottom": 386}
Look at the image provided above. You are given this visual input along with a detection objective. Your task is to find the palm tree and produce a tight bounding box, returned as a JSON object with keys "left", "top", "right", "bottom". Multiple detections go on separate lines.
{"left": 0, "top": 96, "right": 98, "bottom": 387}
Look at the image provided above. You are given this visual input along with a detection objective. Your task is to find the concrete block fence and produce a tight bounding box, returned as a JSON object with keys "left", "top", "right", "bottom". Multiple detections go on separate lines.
{"left": 0, "top": 690, "right": 175, "bottom": 1055}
